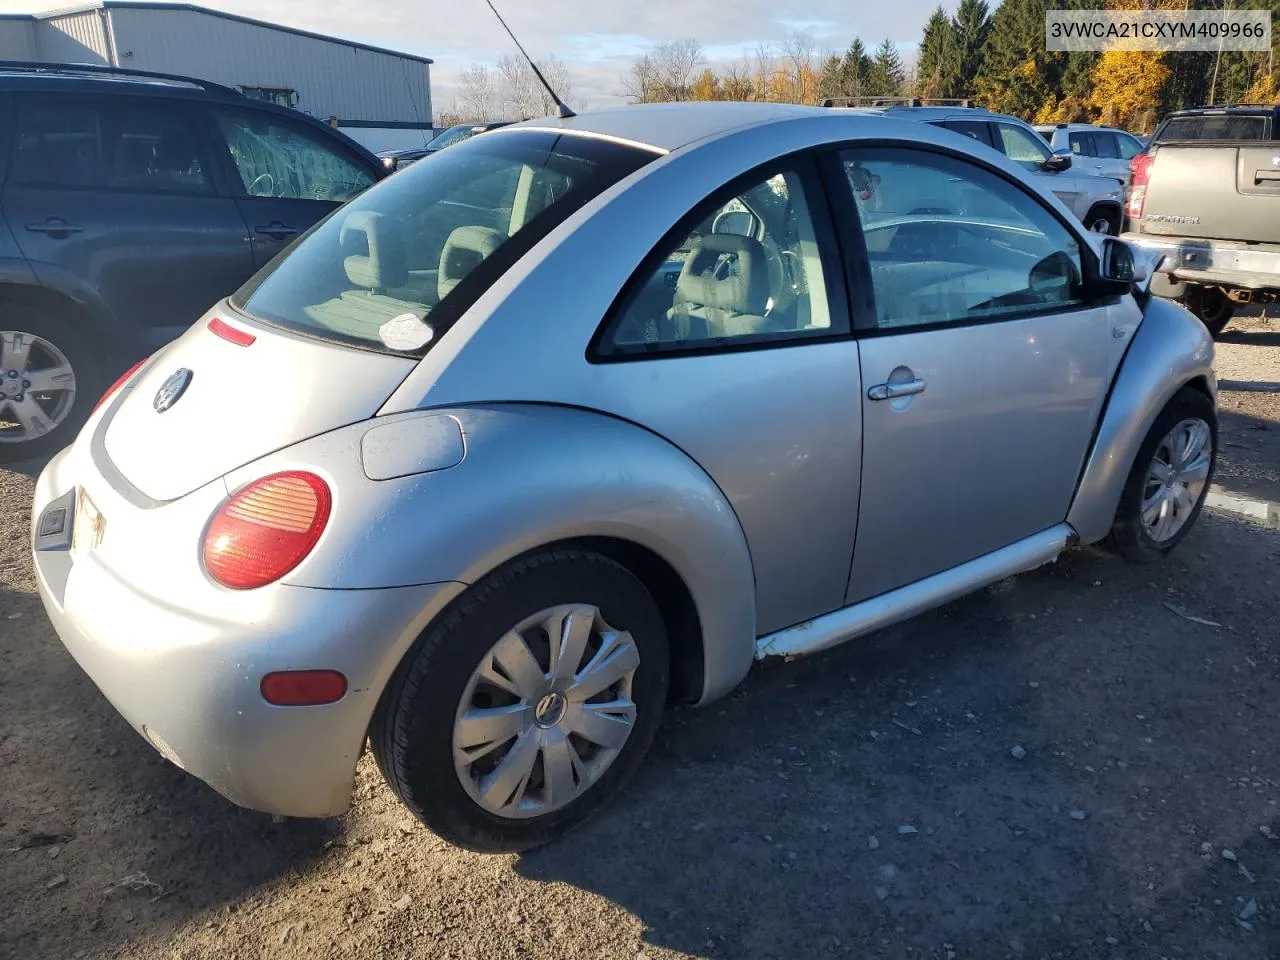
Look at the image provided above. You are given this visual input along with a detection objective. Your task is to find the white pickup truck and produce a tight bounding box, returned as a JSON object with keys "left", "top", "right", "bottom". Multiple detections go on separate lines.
{"left": 1121, "top": 104, "right": 1280, "bottom": 337}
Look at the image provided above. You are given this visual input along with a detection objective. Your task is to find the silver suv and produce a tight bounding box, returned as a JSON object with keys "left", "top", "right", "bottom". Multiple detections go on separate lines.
{"left": 1034, "top": 123, "right": 1146, "bottom": 184}
{"left": 823, "top": 99, "right": 1125, "bottom": 235}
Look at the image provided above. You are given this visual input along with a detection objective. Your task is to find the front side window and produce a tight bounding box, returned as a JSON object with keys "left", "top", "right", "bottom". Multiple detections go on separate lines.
{"left": 596, "top": 165, "right": 837, "bottom": 357}
{"left": 841, "top": 147, "right": 1085, "bottom": 331}
{"left": 214, "top": 109, "right": 373, "bottom": 202}
{"left": 233, "top": 131, "right": 655, "bottom": 355}
{"left": 996, "top": 122, "right": 1051, "bottom": 172}
{"left": 11, "top": 97, "right": 210, "bottom": 193}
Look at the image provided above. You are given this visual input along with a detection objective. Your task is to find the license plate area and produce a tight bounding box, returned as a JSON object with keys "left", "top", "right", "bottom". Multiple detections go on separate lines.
{"left": 72, "top": 488, "right": 105, "bottom": 556}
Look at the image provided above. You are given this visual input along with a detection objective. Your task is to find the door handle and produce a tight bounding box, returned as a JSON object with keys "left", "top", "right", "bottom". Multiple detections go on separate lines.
{"left": 254, "top": 222, "right": 297, "bottom": 239}
{"left": 868, "top": 378, "right": 926, "bottom": 401}
{"left": 26, "top": 218, "right": 83, "bottom": 237}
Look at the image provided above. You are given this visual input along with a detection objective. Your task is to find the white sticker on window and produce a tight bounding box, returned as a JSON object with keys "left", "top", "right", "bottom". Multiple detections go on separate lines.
{"left": 379, "top": 313, "right": 435, "bottom": 351}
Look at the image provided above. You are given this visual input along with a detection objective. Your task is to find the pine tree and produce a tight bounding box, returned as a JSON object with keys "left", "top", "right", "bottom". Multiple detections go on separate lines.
{"left": 839, "top": 38, "right": 873, "bottom": 98}
{"left": 917, "top": 6, "right": 961, "bottom": 98}
{"left": 975, "top": 0, "right": 1060, "bottom": 118}
{"left": 866, "top": 38, "right": 905, "bottom": 97}
{"left": 952, "top": 0, "right": 991, "bottom": 96}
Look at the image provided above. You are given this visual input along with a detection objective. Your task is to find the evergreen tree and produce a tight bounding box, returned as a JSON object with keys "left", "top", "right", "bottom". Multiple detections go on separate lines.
{"left": 952, "top": 0, "right": 991, "bottom": 96}
{"left": 975, "top": 0, "right": 1060, "bottom": 118}
{"left": 866, "top": 37, "right": 906, "bottom": 97}
{"left": 839, "top": 38, "right": 873, "bottom": 97}
{"left": 917, "top": 6, "right": 961, "bottom": 98}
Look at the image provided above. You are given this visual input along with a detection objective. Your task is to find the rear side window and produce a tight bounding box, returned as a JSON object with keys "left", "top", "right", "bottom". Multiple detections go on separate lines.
{"left": 1092, "top": 132, "right": 1120, "bottom": 158}
{"left": 11, "top": 96, "right": 210, "bottom": 193}
{"left": 1116, "top": 134, "right": 1144, "bottom": 159}
{"left": 1156, "top": 114, "right": 1271, "bottom": 141}
{"left": 941, "top": 120, "right": 995, "bottom": 148}
{"left": 1068, "top": 131, "right": 1094, "bottom": 156}
{"left": 213, "top": 109, "right": 374, "bottom": 202}
{"left": 233, "top": 131, "right": 656, "bottom": 356}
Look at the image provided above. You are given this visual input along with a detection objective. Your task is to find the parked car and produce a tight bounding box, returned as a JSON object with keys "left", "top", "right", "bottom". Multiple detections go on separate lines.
{"left": 1034, "top": 123, "right": 1147, "bottom": 184}
{"left": 824, "top": 99, "right": 1126, "bottom": 235}
{"left": 32, "top": 104, "right": 1217, "bottom": 853}
{"left": 1121, "top": 103, "right": 1280, "bottom": 337}
{"left": 379, "top": 121, "right": 516, "bottom": 171}
{"left": 0, "top": 60, "right": 387, "bottom": 462}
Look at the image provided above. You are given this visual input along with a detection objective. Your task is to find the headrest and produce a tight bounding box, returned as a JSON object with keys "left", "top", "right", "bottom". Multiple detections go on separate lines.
{"left": 438, "top": 225, "right": 505, "bottom": 301}
{"left": 342, "top": 210, "right": 407, "bottom": 291}
{"left": 675, "top": 233, "right": 769, "bottom": 316}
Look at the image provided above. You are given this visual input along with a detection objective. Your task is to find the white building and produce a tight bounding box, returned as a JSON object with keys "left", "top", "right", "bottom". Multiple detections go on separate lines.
{"left": 0, "top": 1, "right": 435, "bottom": 151}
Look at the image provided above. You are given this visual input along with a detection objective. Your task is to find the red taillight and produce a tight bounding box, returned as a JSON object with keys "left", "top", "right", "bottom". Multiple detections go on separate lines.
{"left": 261, "top": 670, "right": 347, "bottom": 706}
{"left": 1127, "top": 150, "right": 1155, "bottom": 220}
{"left": 208, "top": 317, "right": 256, "bottom": 347}
{"left": 92, "top": 358, "right": 148, "bottom": 414}
{"left": 203, "top": 471, "right": 331, "bottom": 589}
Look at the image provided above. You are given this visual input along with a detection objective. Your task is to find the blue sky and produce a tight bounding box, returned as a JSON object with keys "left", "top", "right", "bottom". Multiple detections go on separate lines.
{"left": 6, "top": 0, "right": 946, "bottom": 107}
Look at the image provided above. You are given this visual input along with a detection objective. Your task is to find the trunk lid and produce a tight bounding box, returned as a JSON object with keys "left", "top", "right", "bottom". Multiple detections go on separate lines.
{"left": 1138, "top": 144, "right": 1280, "bottom": 244}
{"left": 101, "top": 306, "right": 416, "bottom": 502}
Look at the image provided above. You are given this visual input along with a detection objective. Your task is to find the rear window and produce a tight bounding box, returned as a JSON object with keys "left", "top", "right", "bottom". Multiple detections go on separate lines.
{"left": 231, "top": 131, "right": 656, "bottom": 355}
{"left": 1155, "top": 113, "right": 1272, "bottom": 142}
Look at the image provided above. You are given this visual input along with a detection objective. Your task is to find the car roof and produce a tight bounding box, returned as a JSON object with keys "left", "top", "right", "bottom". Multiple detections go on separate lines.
{"left": 504, "top": 102, "right": 827, "bottom": 152}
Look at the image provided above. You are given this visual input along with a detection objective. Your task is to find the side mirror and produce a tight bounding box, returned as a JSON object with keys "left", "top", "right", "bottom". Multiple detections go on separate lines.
{"left": 1093, "top": 237, "right": 1146, "bottom": 297}
{"left": 1043, "top": 148, "right": 1073, "bottom": 172}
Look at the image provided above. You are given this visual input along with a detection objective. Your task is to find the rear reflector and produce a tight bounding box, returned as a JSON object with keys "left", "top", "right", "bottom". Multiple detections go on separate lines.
{"left": 92, "top": 357, "right": 148, "bottom": 414}
{"left": 203, "top": 471, "right": 331, "bottom": 589}
{"left": 208, "top": 317, "right": 256, "bottom": 346}
{"left": 261, "top": 670, "right": 348, "bottom": 706}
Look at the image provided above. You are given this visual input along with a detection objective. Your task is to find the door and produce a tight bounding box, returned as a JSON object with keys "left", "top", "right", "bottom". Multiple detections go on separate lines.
{"left": 2, "top": 94, "right": 253, "bottom": 350}
{"left": 1079, "top": 130, "right": 1130, "bottom": 181}
{"left": 208, "top": 106, "right": 377, "bottom": 269}
{"left": 835, "top": 146, "right": 1111, "bottom": 603}
{"left": 992, "top": 120, "right": 1083, "bottom": 217}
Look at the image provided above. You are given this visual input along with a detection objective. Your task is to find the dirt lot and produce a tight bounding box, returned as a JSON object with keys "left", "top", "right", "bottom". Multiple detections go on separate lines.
{"left": 2, "top": 317, "right": 1279, "bottom": 960}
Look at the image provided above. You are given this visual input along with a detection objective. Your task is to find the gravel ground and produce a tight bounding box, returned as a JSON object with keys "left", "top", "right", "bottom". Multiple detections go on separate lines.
{"left": 1216, "top": 311, "right": 1280, "bottom": 391}
{"left": 2, "top": 335, "right": 1279, "bottom": 960}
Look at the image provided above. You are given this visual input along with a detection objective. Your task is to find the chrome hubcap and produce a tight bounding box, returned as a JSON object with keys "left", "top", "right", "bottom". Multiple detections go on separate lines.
{"left": 1142, "top": 417, "right": 1213, "bottom": 542}
{"left": 0, "top": 331, "right": 76, "bottom": 444}
{"left": 452, "top": 603, "right": 640, "bottom": 820}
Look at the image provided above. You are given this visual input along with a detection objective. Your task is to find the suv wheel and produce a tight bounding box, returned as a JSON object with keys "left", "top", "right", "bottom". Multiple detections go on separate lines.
{"left": 0, "top": 313, "right": 101, "bottom": 464}
{"left": 1085, "top": 205, "right": 1121, "bottom": 236}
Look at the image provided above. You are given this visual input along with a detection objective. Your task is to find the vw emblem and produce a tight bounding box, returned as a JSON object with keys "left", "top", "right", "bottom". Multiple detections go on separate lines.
{"left": 153, "top": 368, "right": 192, "bottom": 413}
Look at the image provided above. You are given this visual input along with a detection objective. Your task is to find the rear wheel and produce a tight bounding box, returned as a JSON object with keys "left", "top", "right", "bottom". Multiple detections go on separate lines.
{"left": 372, "top": 550, "right": 669, "bottom": 852}
{"left": 0, "top": 312, "right": 102, "bottom": 464}
{"left": 1108, "top": 386, "right": 1216, "bottom": 563}
{"left": 1084, "top": 205, "right": 1121, "bottom": 236}
{"left": 1182, "top": 285, "right": 1234, "bottom": 337}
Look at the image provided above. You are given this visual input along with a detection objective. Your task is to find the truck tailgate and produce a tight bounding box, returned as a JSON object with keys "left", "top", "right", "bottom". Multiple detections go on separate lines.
{"left": 1138, "top": 144, "right": 1280, "bottom": 244}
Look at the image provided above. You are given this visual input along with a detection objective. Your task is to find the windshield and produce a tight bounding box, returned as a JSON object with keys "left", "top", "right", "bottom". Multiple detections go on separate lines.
{"left": 427, "top": 124, "right": 482, "bottom": 151}
{"left": 231, "top": 130, "right": 655, "bottom": 355}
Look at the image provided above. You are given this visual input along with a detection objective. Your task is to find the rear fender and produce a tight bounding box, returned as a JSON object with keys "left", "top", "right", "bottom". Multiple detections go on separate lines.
{"left": 1067, "top": 295, "right": 1215, "bottom": 544}
{"left": 224, "top": 403, "right": 759, "bottom": 704}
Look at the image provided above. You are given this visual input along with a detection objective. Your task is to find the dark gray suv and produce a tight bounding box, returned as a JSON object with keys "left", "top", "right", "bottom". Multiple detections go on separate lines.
{"left": 0, "top": 61, "right": 386, "bottom": 461}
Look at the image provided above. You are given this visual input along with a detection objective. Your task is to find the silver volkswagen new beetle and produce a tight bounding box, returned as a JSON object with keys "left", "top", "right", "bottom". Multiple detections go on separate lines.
{"left": 31, "top": 103, "right": 1216, "bottom": 852}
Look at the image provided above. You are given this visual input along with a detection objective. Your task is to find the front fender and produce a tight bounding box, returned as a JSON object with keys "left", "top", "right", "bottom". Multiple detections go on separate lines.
{"left": 1067, "top": 296, "right": 1215, "bottom": 544}
{"left": 224, "top": 403, "right": 759, "bottom": 704}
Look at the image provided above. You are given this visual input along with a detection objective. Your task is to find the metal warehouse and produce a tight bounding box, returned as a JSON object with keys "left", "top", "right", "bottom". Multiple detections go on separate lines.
{"left": 0, "top": 1, "right": 434, "bottom": 150}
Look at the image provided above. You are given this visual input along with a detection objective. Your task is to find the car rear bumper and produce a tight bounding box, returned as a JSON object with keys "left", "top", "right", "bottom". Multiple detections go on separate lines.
{"left": 1121, "top": 231, "right": 1280, "bottom": 292}
{"left": 31, "top": 446, "right": 464, "bottom": 818}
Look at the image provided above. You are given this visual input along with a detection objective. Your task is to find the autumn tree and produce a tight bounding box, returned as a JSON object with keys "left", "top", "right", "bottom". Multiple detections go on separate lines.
{"left": 975, "top": 0, "right": 1059, "bottom": 117}
{"left": 689, "top": 68, "right": 722, "bottom": 101}
{"left": 917, "top": 6, "right": 961, "bottom": 98}
{"left": 866, "top": 38, "right": 906, "bottom": 97}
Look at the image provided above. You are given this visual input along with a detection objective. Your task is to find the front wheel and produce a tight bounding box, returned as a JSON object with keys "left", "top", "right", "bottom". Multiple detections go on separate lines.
{"left": 1108, "top": 386, "right": 1216, "bottom": 562}
{"left": 372, "top": 550, "right": 669, "bottom": 852}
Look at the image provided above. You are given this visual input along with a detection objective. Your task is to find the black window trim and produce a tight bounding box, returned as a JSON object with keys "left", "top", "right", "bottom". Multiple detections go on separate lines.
{"left": 587, "top": 149, "right": 854, "bottom": 365}
{"left": 818, "top": 137, "right": 1112, "bottom": 339}
{"left": 6, "top": 92, "right": 219, "bottom": 198}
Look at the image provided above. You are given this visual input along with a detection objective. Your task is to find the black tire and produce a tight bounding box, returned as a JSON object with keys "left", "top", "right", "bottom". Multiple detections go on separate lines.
{"left": 371, "top": 550, "right": 669, "bottom": 853}
{"left": 1084, "top": 204, "right": 1121, "bottom": 236}
{"left": 1182, "top": 286, "right": 1233, "bottom": 337}
{"left": 1107, "top": 386, "right": 1217, "bottom": 563}
{"left": 0, "top": 310, "right": 104, "bottom": 465}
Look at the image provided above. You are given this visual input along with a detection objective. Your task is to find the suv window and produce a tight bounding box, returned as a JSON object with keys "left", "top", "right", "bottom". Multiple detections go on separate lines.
{"left": 1116, "top": 133, "right": 1144, "bottom": 159}
{"left": 995, "top": 122, "right": 1051, "bottom": 172}
{"left": 841, "top": 147, "right": 1084, "bottom": 331}
{"left": 596, "top": 165, "right": 837, "bottom": 358}
{"left": 941, "top": 120, "right": 995, "bottom": 148}
{"left": 213, "top": 109, "right": 374, "bottom": 202}
{"left": 11, "top": 97, "right": 210, "bottom": 193}
{"left": 234, "top": 131, "right": 655, "bottom": 356}
{"left": 1092, "top": 131, "right": 1120, "bottom": 158}
{"left": 1068, "top": 131, "right": 1094, "bottom": 156}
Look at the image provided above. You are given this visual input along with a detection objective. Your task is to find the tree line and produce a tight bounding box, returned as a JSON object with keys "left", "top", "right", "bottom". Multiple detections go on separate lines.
{"left": 443, "top": 0, "right": 1279, "bottom": 133}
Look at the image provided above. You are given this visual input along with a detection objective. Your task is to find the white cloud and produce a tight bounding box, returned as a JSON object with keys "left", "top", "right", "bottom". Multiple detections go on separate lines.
{"left": 2, "top": 0, "right": 947, "bottom": 109}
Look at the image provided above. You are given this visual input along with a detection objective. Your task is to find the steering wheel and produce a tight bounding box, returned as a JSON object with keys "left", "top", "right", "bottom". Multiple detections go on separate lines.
{"left": 248, "top": 172, "right": 275, "bottom": 197}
